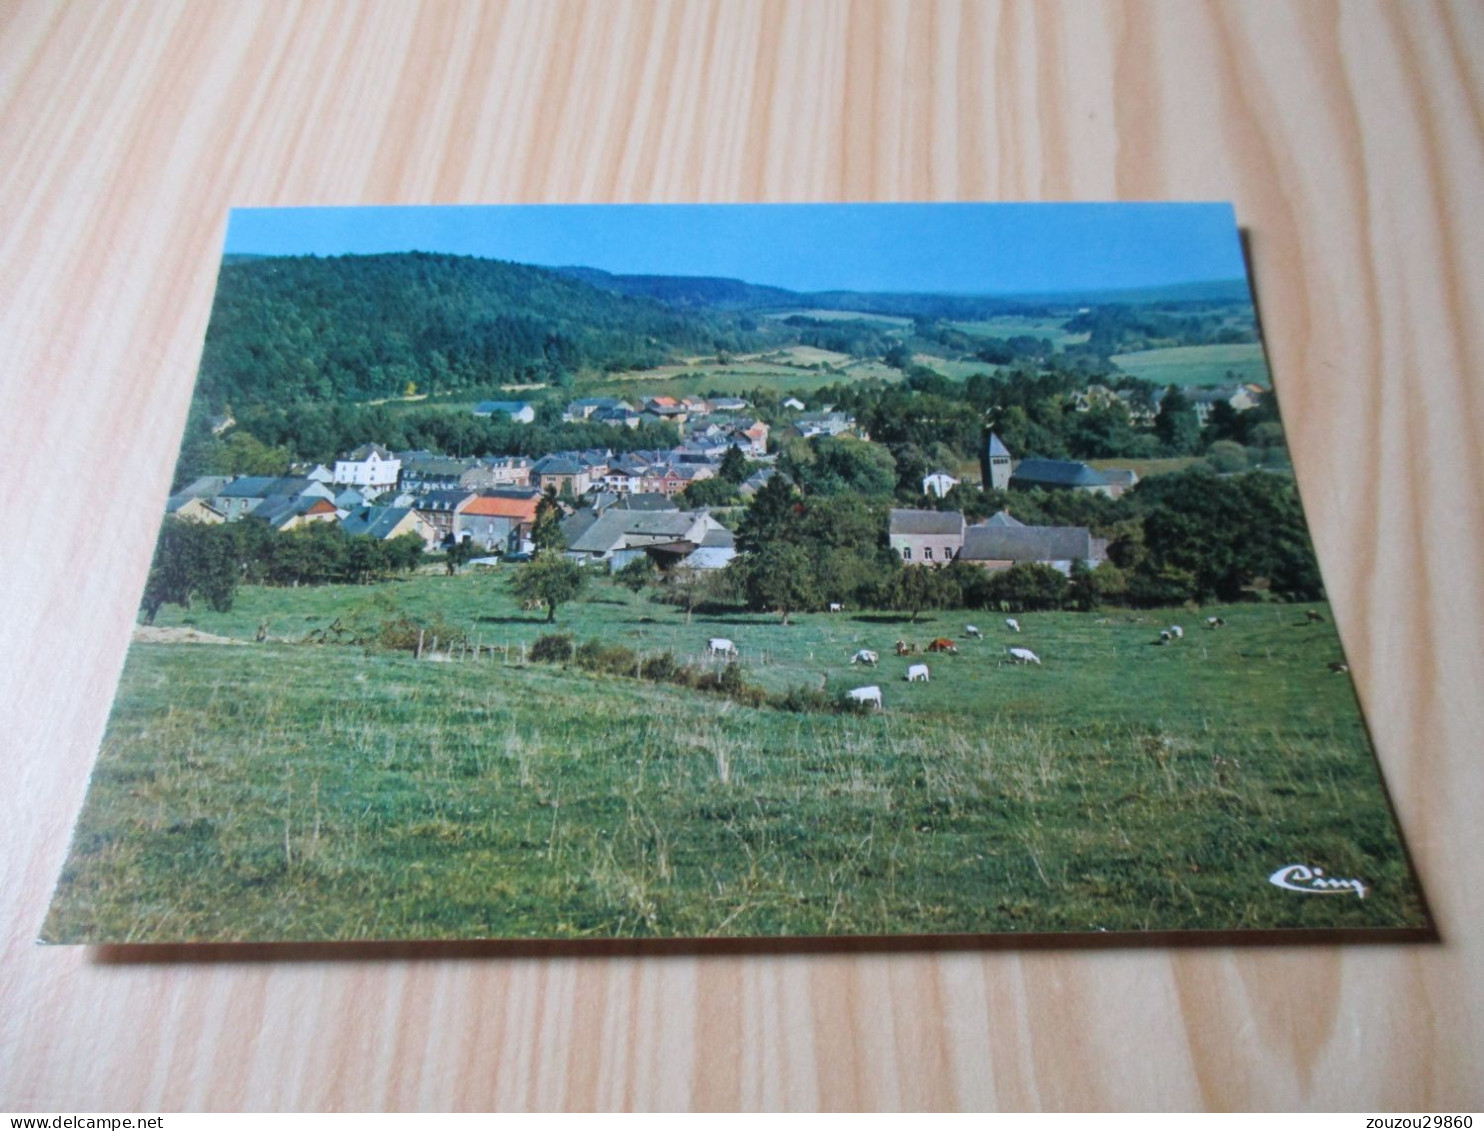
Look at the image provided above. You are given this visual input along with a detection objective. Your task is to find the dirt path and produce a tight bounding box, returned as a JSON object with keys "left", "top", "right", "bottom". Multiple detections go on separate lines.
{"left": 132, "top": 625, "right": 248, "bottom": 646}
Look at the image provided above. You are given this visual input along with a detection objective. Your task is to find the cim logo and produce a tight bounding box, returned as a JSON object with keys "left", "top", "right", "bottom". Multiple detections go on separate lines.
{"left": 1268, "top": 863, "right": 1367, "bottom": 899}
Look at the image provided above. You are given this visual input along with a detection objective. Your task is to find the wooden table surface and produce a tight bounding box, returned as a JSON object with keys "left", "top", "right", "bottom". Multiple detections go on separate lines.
{"left": 3, "top": 0, "right": 1482, "bottom": 1111}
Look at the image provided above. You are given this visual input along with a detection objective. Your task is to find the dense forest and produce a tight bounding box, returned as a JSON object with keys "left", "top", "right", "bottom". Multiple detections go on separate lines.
{"left": 195, "top": 252, "right": 779, "bottom": 410}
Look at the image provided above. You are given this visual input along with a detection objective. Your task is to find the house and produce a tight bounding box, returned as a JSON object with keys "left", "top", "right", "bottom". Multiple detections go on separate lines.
{"left": 173, "top": 475, "right": 233, "bottom": 501}
{"left": 710, "top": 397, "right": 747, "bottom": 412}
{"left": 597, "top": 453, "right": 651, "bottom": 495}
{"left": 340, "top": 506, "right": 439, "bottom": 549}
{"left": 1009, "top": 458, "right": 1113, "bottom": 496}
{"left": 1186, "top": 384, "right": 1265, "bottom": 425}
{"left": 591, "top": 405, "right": 641, "bottom": 429}
{"left": 532, "top": 454, "right": 591, "bottom": 497}
{"left": 782, "top": 396, "right": 806, "bottom": 411}
{"left": 455, "top": 490, "right": 543, "bottom": 551}
{"left": 922, "top": 470, "right": 959, "bottom": 498}
{"left": 412, "top": 489, "right": 476, "bottom": 545}
{"left": 253, "top": 495, "right": 341, "bottom": 532}
{"left": 888, "top": 508, "right": 967, "bottom": 565}
{"left": 473, "top": 400, "right": 536, "bottom": 424}
{"left": 732, "top": 419, "right": 770, "bottom": 455}
{"left": 164, "top": 495, "right": 226, "bottom": 523}
{"left": 333, "top": 444, "right": 401, "bottom": 493}
{"left": 460, "top": 456, "right": 532, "bottom": 491}
{"left": 958, "top": 522, "right": 1108, "bottom": 575}
{"left": 738, "top": 467, "right": 777, "bottom": 498}
{"left": 563, "top": 397, "right": 634, "bottom": 422}
{"left": 397, "top": 452, "right": 478, "bottom": 490}
{"left": 790, "top": 412, "right": 856, "bottom": 440}
{"left": 211, "top": 476, "right": 335, "bottom": 520}
{"left": 980, "top": 432, "right": 1012, "bottom": 491}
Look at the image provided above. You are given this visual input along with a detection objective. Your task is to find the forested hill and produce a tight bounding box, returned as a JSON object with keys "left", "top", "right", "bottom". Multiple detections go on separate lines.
{"left": 195, "top": 252, "right": 768, "bottom": 410}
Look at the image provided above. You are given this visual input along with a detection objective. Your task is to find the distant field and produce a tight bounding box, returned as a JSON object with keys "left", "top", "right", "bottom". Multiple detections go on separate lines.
{"left": 1112, "top": 343, "right": 1271, "bottom": 388}
{"left": 915, "top": 354, "right": 997, "bottom": 381}
{"left": 45, "top": 571, "right": 1425, "bottom": 942}
{"left": 948, "top": 315, "right": 1090, "bottom": 348}
{"left": 763, "top": 308, "right": 912, "bottom": 327}
{"left": 593, "top": 353, "right": 902, "bottom": 401}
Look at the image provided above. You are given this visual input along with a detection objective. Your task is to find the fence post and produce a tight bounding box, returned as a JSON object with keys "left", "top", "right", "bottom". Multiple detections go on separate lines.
{"left": 416, "top": 629, "right": 425, "bottom": 660}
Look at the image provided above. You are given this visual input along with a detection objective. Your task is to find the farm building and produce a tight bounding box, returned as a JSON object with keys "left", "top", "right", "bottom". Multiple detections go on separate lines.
{"left": 211, "top": 477, "right": 336, "bottom": 520}
{"left": 252, "top": 495, "right": 341, "bottom": 532}
{"left": 958, "top": 522, "right": 1108, "bottom": 575}
{"left": 563, "top": 397, "right": 634, "bottom": 422}
{"left": 1009, "top": 458, "right": 1114, "bottom": 496}
{"left": 889, "top": 508, "right": 967, "bottom": 564}
{"left": 164, "top": 495, "right": 226, "bottom": 523}
{"left": 397, "top": 452, "right": 478, "bottom": 490}
{"left": 460, "top": 456, "right": 532, "bottom": 491}
{"left": 564, "top": 509, "right": 734, "bottom": 570}
{"left": 472, "top": 400, "right": 536, "bottom": 424}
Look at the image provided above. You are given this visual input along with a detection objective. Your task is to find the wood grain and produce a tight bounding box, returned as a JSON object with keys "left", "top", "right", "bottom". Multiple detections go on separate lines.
{"left": 2, "top": 0, "right": 1482, "bottom": 1110}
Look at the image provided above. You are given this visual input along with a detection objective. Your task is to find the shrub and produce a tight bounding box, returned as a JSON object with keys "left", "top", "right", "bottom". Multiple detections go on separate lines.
{"left": 639, "top": 652, "right": 682, "bottom": 682}
{"left": 530, "top": 633, "right": 575, "bottom": 663}
{"left": 575, "top": 640, "right": 638, "bottom": 677}
{"left": 772, "top": 686, "right": 837, "bottom": 714}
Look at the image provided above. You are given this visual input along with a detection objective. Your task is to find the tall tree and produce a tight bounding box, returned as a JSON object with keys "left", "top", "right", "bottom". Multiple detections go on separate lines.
{"left": 511, "top": 553, "right": 586, "bottom": 622}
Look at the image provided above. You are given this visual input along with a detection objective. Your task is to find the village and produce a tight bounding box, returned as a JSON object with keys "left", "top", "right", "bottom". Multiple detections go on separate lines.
{"left": 161, "top": 379, "right": 1275, "bottom": 590}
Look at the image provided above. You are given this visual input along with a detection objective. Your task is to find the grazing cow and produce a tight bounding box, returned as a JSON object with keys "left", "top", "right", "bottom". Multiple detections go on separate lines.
{"left": 1206, "top": 616, "right": 1227, "bottom": 629}
{"left": 1005, "top": 617, "right": 1021, "bottom": 633}
{"left": 1006, "top": 647, "right": 1041, "bottom": 666}
{"left": 707, "top": 637, "right": 737, "bottom": 658}
{"left": 1168, "top": 625, "right": 1184, "bottom": 639}
{"left": 850, "top": 649, "right": 879, "bottom": 666}
{"left": 846, "top": 685, "right": 883, "bottom": 710}
{"left": 1158, "top": 630, "right": 1172, "bottom": 645}
{"left": 895, "top": 640, "right": 917, "bottom": 656}
{"left": 1305, "top": 610, "right": 1326, "bottom": 624}
{"left": 906, "top": 663, "right": 930, "bottom": 682}
{"left": 927, "top": 638, "right": 958, "bottom": 654}
{"left": 1328, "top": 660, "right": 1349, "bottom": 674}
{"left": 965, "top": 625, "right": 982, "bottom": 638}
{"left": 828, "top": 602, "right": 844, "bottom": 613}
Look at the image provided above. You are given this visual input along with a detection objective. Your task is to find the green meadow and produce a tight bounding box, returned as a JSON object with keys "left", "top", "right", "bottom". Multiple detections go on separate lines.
{"left": 1111, "top": 342, "right": 1272, "bottom": 388}
{"left": 44, "top": 572, "right": 1426, "bottom": 942}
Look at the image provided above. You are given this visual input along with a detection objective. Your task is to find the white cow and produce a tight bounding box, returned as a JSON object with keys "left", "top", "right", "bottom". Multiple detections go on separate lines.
{"left": 828, "top": 602, "right": 845, "bottom": 613}
{"left": 1206, "top": 616, "right": 1226, "bottom": 629}
{"left": 846, "top": 685, "right": 883, "bottom": 710}
{"left": 1168, "top": 625, "right": 1184, "bottom": 639}
{"left": 707, "top": 637, "right": 737, "bottom": 657}
{"left": 850, "top": 649, "right": 879, "bottom": 665}
{"left": 906, "top": 663, "right": 930, "bottom": 682}
{"left": 1005, "top": 617, "right": 1021, "bottom": 633}
{"left": 1006, "top": 647, "right": 1041, "bottom": 665}
{"left": 965, "top": 625, "right": 982, "bottom": 638}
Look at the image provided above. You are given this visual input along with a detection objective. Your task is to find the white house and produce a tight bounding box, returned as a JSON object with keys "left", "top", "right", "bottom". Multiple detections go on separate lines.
{"left": 473, "top": 401, "right": 536, "bottom": 424}
{"left": 333, "top": 444, "right": 401, "bottom": 494}
{"left": 922, "top": 470, "right": 959, "bottom": 498}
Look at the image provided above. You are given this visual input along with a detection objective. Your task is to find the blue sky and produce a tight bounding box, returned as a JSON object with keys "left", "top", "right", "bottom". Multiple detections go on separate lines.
{"left": 224, "top": 202, "right": 1247, "bottom": 296}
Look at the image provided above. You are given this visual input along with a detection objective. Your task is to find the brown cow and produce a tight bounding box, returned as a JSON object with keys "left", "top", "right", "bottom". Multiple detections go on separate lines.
{"left": 927, "top": 638, "right": 958, "bottom": 654}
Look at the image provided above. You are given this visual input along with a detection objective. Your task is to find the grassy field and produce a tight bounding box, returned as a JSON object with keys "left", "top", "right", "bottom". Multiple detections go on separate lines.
{"left": 947, "top": 315, "right": 1090, "bottom": 348}
{"left": 44, "top": 572, "right": 1426, "bottom": 942}
{"left": 1111, "top": 342, "right": 1272, "bottom": 387}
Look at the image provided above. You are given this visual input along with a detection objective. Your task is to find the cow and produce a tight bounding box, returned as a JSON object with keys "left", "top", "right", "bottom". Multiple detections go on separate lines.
{"left": 965, "top": 625, "right": 982, "bottom": 638}
{"left": 1305, "top": 610, "right": 1326, "bottom": 624}
{"left": 1168, "top": 625, "right": 1184, "bottom": 639}
{"left": 707, "top": 638, "right": 737, "bottom": 657}
{"left": 895, "top": 640, "right": 918, "bottom": 656}
{"left": 1005, "top": 617, "right": 1021, "bottom": 633}
{"left": 1328, "top": 660, "right": 1350, "bottom": 674}
{"left": 927, "top": 638, "right": 958, "bottom": 654}
{"left": 906, "top": 663, "right": 930, "bottom": 682}
{"left": 1158, "top": 630, "right": 1172, "bottom": 645}
{"left": 1006, "top": 647, "right": 1041, "bottom": 665}
{"left": 1206, "top": 616, "right": 1227, "bottom": 629}
{"left": 850, "top": 649, "right": 878, "bottom": 666}
{"left": 846, "top": 685, "right": 883, "bottom": 710}
{"left": 828, "top": 602, "right": 845, "bottom": 613}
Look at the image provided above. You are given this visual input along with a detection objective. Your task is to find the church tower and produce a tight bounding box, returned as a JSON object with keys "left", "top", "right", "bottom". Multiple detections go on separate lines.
{"left": 981, "top": 430, "right": 1012, "bottom": 491}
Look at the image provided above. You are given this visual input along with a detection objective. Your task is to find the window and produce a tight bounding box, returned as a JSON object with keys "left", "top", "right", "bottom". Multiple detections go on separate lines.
{"left": 924, "top": 547, "right": 934, "bottom": 560}
{"left": 902, "top": 547, "right": 911, "bottom": 561}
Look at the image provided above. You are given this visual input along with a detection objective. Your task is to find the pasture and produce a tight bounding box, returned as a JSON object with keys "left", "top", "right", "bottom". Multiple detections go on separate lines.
{"left": 1111, "top": 342, "right": 1272, "bottom": 388}
{"left": 44, "top": 572, "right": 1425, "bottom": 942}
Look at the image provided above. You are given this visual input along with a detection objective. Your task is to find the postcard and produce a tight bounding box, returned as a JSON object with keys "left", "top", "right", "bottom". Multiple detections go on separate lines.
{"left": 43, "top": 203, "right": 1429, "bottom": 943}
